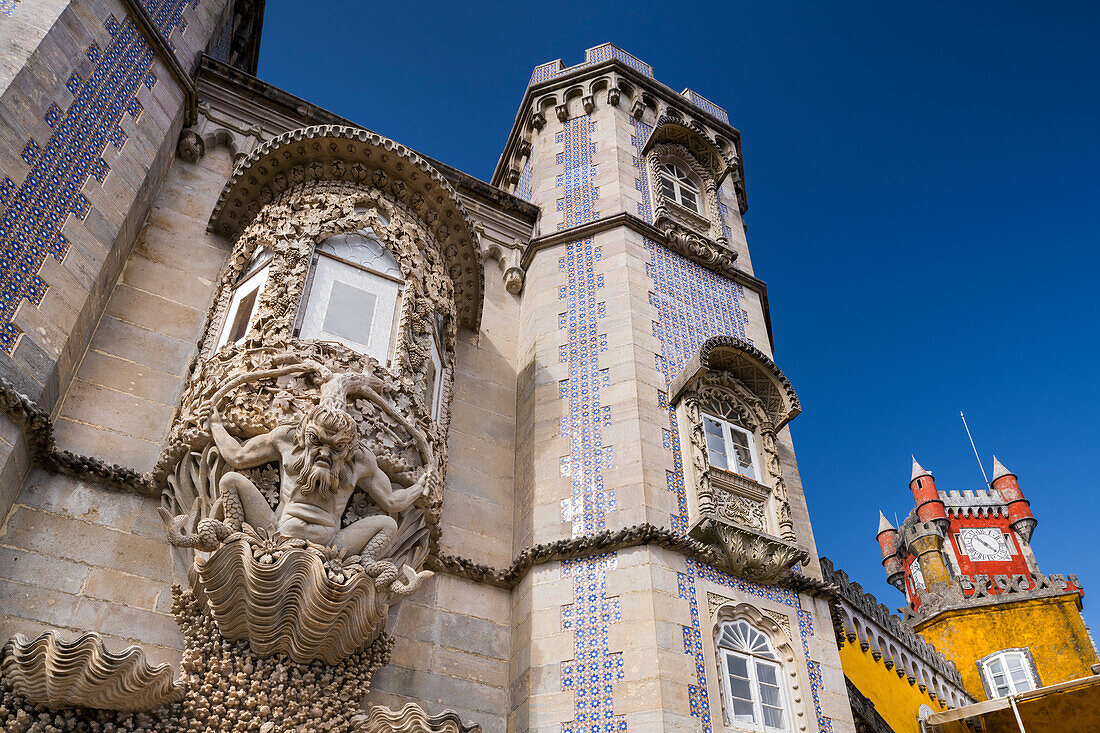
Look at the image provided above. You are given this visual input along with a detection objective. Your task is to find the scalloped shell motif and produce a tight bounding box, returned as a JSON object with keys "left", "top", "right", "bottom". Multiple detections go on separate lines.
{"left": 1, "top": 631, "right": 182, "bottom": 711}
{"left": 194, "top": 539, "right": 392, "bottom": 665}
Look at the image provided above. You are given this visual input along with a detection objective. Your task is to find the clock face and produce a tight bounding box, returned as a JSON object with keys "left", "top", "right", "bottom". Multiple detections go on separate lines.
{"left": 959, "top": 527, "right": 1012, "bottom": 562}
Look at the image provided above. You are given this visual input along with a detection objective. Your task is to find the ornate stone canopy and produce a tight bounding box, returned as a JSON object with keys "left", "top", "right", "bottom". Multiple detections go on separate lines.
{"left": 208, "top": 125, "right": 485, "bottom": 331}
{"left": 670, "top": 335, "right": 800, "bottom": 430}
{"left": 641, "top": 115, "right": 734, "bottom": 185}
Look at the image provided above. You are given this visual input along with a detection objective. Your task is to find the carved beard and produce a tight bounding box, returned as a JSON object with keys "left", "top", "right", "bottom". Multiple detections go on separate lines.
{"left": 290, "top": 447, "right": 341, "bottom": 498}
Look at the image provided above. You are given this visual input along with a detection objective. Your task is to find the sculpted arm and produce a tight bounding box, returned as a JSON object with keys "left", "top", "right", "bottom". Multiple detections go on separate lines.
{"left": 209, "top": 409, "right": 285, "bottom": 468}
{"left": 362, "top": 459, "right": 429, "bottom": 514}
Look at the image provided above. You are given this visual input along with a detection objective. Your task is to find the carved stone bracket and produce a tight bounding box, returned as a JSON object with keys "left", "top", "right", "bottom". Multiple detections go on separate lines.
{"left": 700, "top": 518, "right": 808, "bottom": 585}
{"left": 653, "top": 209, "right": 736, "bottom": 273}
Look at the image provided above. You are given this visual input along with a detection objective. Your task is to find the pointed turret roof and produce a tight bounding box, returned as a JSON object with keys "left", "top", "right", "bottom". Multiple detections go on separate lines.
{"left": 877, "top": 511, "right": 895, "bottom": 535}
{"left": 991, "top": 455, "right": 1014, "bottom": 481}
{"left": 911, "top": 455, "right": 931, "bottom": 482}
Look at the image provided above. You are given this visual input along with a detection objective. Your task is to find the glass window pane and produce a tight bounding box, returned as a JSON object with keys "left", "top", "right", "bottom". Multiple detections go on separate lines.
{"left": 301, "top": 257, "right": 401, "bottom": 362}
{"left": 726, "top": 654, "right": 749, "bottom": 678}
{"left": 227, "top": 287, "right": 258, "bottom": 343}
{"left": 763, "top": 705, "right": 785, "bottom": 729}
{"left": 321, "top": 280, "right": 377, "bottom": 348}
{"left": 707, "top": 447, "right": 729, "bottom": 471}
{"left": 704, "top": 417, "right": 724, "bottom": 435}
{"left": 679, "top": 188, "right": 698, "bottom": 210}
{"left": 756, "top": 663, "right": 778, "bottom": 686}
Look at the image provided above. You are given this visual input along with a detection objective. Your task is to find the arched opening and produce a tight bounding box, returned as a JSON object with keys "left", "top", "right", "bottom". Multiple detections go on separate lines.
{"left": 716, "top": 619, "right": 791, "bottom": 731}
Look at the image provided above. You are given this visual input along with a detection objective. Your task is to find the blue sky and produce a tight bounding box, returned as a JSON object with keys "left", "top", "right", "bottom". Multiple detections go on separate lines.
{"left": 257, "top": 2, "right": 1100, "bottom": 628}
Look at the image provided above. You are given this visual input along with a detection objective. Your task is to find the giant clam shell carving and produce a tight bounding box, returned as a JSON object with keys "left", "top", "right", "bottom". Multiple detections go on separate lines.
{"left": 1, "top": 631, "right": 182, "bottom": 711}
{"left": 193, "top": 533, "right": 424, "bottom": 665}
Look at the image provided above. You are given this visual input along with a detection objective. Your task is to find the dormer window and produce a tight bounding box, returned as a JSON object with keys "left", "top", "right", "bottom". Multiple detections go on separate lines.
{"left": 217, "top": 247, "right": 273, "bottom": 348}
{"left": 658, "top": 163, "right": 701, "bottom": 213}
{"left": 299, "top": 229, "right": 402, "bottom": 364}
{"left": 703, "top": 414, "right": 759, "bottom": 481}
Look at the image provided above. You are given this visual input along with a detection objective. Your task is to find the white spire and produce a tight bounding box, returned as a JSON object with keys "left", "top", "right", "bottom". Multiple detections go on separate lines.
{"left": 877, "top": 511, "right": 895, "bottom": 535}
{"left": 911, "top": 455, "right": 931, "bottom": 482}
{"left": 991, "top": 455, "right": 1014, "bottom": 481}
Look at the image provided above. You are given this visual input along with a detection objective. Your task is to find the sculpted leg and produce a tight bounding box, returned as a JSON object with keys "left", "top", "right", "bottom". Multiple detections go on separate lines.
{"left": 334, "top": 514, "right": 398, "bottom": 559}
{"left": 219, "top": 471, "right": 277, "bottom": 532}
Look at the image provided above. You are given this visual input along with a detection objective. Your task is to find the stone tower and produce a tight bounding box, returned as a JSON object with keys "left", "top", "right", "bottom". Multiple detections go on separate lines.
{"left": 877, "top": 456, "right": 1099, "bottom": 700}
{"left": 490, "top": 44, "right": 853, "bottom": 732}
{"left": 0, "top": 10, "right": 861, "bottom": 729}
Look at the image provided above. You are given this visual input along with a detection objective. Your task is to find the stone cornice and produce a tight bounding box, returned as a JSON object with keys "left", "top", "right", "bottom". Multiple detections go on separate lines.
{"left": 0, "top": 378, "right": 155, "bottom": 495}
{"left": 492, "top": 58, "right": 746, "bottom": 197}
{"left": 429, "top": 523, "right": 833, "bottom": 596}
{"left": 521, "top": 212, "right": 774, "bottom": 348}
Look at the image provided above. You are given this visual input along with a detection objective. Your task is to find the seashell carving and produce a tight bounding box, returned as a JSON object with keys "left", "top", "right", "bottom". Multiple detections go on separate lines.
{"left": 194, "top": 533, "right": 428, "bottom": 665}
{"left": 1, "top": 631, "right": 182, "bottom": 711}
{"left": 353, "top": 702, "right": 482, "bottom": 732}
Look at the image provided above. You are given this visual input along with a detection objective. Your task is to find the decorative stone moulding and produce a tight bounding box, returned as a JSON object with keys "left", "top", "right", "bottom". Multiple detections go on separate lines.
{"left": 352, "top": 703, "right": 482, "bottom": 732}
{"left": 1, "top": 631, "right": 183, "bottom": 712}
{"left": 671, "top": 336, "right": 805, "bottom": 581}
{"left": 207, "top": 124, "right": 484, "bottom": 332}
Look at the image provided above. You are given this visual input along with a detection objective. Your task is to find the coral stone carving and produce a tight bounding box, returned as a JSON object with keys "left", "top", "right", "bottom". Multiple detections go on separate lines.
{"left": 1, "top": 631, "right": 183, "bottom": 712}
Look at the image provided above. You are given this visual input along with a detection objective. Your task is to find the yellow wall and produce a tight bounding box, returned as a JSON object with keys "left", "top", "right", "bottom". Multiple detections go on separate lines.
{"left": 916, "top": 593, "right": 1099, "bottom": 701}
{"left": 839, "top": 639, "right": 947, "bottom": 732}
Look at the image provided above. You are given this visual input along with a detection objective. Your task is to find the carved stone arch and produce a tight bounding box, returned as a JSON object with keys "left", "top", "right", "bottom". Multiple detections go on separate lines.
{"left": 642, "top": 115, "right": 733, "bottom": 185}
{"left": 711, "top": 603, "right": 813, "bottom": 733}
{"left": 209, "top": 125, "right": 484, "bottom": 332}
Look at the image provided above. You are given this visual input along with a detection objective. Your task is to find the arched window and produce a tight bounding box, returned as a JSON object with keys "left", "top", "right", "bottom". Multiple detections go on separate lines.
{"left": 217, "top": 246, "right": 273, "bottom": 348}
{"left": 703, "top": 413, "right": 759, "bottom": 480}
{"left": 717, "top": 620, "right": 790, "bottom": 731}
{"left": 979, "top": 648, "right": 1039, "bottom": 698}
{"left": 299, "top": 228, "right": 402, "bottom": 363}
{"left": 658, "top": 162, "right": 701, "bottom": 213}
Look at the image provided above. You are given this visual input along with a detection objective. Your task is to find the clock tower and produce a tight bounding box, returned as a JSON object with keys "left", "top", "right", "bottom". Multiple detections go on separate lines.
{"left": 875, "top": 456, "right": 1099, "bottom": 701}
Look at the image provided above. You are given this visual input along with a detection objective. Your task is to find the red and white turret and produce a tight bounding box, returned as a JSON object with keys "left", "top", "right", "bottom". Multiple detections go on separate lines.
{"left": 877, "top": 512, "right": 904, "bottom": 590}
{"left": 990, "top": 456, "right": 1037, "bottom": 542}
{"left": 909, "top": 457, "right": 949, "bottom": 533}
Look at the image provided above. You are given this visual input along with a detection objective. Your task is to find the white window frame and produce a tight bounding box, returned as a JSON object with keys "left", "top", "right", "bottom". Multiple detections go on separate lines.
{"left": 298, "top": 231, "right": 403, "bottom": 364}
{"left": 979, "top": 649, "right": 1039, "bottom": 698}
{"left": 425, "top": 326, "right": 447, "bottom": 420}
{"left": 703, "top": 413, "right": 760, "bottom": 481}
{"left": 658, "top": 162, "right": 702, "bottom": 213}
{"left": 217, "top": 250, "right": 272, "bottom": 349}
{"left": 717, "top": 622, "right": 790, "bottom": 732}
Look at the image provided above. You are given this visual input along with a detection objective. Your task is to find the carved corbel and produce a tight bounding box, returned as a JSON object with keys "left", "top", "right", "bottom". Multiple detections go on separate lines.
{"left": 555, "top": 104, "right": 569, "bottom": 122}
{"left": 531, "top": 111, "right": 546, "bottom": 131}
{"left": 631, "top": 98, "right": 646, "bottom": 119}
{"left": 607, "top": 86, "right": 621, "bottom": 106}
{"left": 485, "top": 239, "right": 527, "bottom": 295}
{"left": 517, "top": 139, "right": 532, "bottom": 157}
{"left": 582, "top": 94, "right": 595, "bottom": 115}
{"left": 506, "top": 168, "right": 521, "bottom": 186}
{"left": 178, "top": 128, "right": 205, "bottom": 163}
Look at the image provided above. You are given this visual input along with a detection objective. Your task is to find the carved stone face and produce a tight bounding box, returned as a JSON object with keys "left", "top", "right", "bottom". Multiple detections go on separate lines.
{"left": 293, "top": 402, "right": 358, "bottom": 496}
